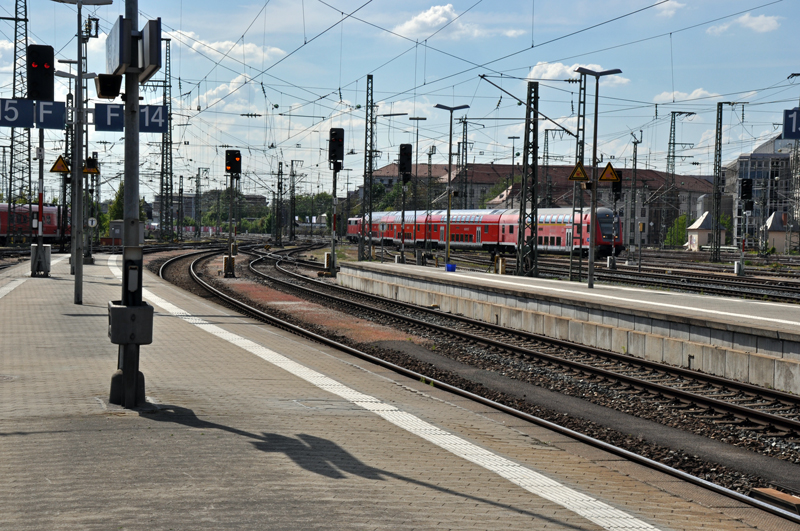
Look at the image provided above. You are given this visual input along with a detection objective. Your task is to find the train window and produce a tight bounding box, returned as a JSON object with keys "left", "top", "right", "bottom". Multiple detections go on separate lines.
{"left": 484, "top": 225, "right": 488, "bottom": 233}
{"left": 501, "top": 225, "right": 505, "bottom": 234}
{"left": 550, "top": 236, "right": 555, "bottom": 245}
{"left": 556, "top": 237, "right": 561, "bottom": 246}
{"left": 539, "top": 215, "right": 544, "bottom": 223}
{"left": 509, "top": 225, "right": 514, "bottom": 234}
{"left": 538, "top": 236, "right": 543, "bottom": 245}
{"left": 469, "top": 235, "right": 473, "bottom": 242}
{"left": 557, "top": 215, "right": 564, "bottom": 223}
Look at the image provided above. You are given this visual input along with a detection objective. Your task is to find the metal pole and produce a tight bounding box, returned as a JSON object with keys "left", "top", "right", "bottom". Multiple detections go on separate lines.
{"left": 72, "top": 0, "right": 84, "bottom": 303}
{"left": 587, "top": 76, "right": 599, "bottom": 289}
{"left": 446, "top": 109, "right": 453, "bottom": 264}
{"left": 330, "top": 168, "right": 337, "bottom": 275}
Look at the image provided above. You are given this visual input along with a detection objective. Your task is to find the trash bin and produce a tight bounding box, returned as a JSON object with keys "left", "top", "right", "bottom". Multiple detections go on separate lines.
{"left": 445, "top": 263, "right": 456, "bottom": 272}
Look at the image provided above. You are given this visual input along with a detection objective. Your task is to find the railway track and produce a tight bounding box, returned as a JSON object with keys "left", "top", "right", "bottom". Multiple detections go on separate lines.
{"left": 156, "top": 247, "right": 800, "bottom": 524}
{"left": 249, "top": 250, "right": 800, "bottom": 438}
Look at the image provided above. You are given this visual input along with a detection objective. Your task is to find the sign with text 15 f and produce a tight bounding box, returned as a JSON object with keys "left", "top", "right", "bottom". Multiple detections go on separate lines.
{"left": 783, "top": 108, "right": 800, "bottom": 140}
{"left": 0, "top": 99, "right": 66, "bottom": 129}
{"left": 95, "top": 103, "right": 168, "bottom": 133}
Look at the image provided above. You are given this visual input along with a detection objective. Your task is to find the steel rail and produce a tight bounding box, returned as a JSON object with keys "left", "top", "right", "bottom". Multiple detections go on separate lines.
{"left": 247, "top": 253, "right": 800, "bottom": 436}
{"left": 254, "top": 253, "right": 800, "bottom": 408}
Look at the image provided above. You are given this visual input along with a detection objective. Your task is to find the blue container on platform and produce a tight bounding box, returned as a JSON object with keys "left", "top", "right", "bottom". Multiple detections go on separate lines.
{"left": 445, "top": 263, "right": 456, "bottom": 272}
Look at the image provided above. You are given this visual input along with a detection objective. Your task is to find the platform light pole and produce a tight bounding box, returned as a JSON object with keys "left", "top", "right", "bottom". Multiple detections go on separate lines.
{"left": 54, "top": 0, "right": 112, "bottom": 303}
{"left": 434, "top": 103, "right": 469, "bottom": 265}
{"left": 575, "top": 66, "right": 622, "bottom": 289}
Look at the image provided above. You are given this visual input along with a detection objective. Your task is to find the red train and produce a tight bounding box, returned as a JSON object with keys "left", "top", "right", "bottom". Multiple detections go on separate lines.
{"left": 0, "top": 203, "right": 69, "bottom": 245}
{"left": 346, "top": 207, "right": 623, "bottom": 257}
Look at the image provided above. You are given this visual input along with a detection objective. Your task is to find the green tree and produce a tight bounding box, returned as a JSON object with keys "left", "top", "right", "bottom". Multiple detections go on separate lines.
{"left": 664, "top": 214, "right": 690, "bottom": 247}
{"left": 376, "top": 182, "right": 403, "bottom": 211}
{"left": 108, "top": 182, "right": 146, "bottom": 223}
{"left": 721, "top": 214, "right": 733, "bottom": 245}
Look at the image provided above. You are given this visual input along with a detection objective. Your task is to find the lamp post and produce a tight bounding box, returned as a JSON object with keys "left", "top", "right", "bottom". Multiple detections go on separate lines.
{"left": 53, "top": 0, "right": 113, "bottom": 304}
{"left": 434, "top": 103, "right": 469, "bottom": 265}
{"left": 409, "top": 117, "right": 426, "bottom": 257}
{"left": 507, "top": 136, "right": 519, "bottom": 207}
{"left": 575, "top": 67, "right": 622, "bottom": 289}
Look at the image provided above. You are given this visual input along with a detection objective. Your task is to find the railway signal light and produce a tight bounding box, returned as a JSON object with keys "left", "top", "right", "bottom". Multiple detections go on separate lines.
{"left": 612, "top": 179, "right": 622, "bottom": 202}
{"left": 27, "top": 45, "right": 55, "bottom": 101}
{"left": 398, "top": 143, "right": 413, "bottom": 178}
{"left": 225, "top": 150, "right": 241, "bottom": 173}
{"left": 329, "top": 128, "right": 344, "bottom": 162}
{"left": 741, "top": 179, "right": 753, "bottom": 200}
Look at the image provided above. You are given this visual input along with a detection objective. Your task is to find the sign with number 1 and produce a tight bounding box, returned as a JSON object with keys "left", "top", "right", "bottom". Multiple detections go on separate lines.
{"left": 783, "top": 108, "right": 800, "bottom": 140}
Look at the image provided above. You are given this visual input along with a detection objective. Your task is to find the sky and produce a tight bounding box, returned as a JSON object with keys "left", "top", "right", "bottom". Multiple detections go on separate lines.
{"left": 0, "top": 0, "right": 798, "bottom": 204}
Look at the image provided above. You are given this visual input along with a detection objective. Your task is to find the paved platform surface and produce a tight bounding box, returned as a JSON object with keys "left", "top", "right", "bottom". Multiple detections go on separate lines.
{"left": 344, "top": 262, "right": 800, "bottom": 339}
{"left": 0, "top": 254, "right": 796, "bottom": 530}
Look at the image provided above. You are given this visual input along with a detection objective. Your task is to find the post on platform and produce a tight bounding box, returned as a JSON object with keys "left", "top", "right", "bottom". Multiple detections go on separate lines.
{"left": 224, "top": 150, "right": 241, "bottom": 278}
{"left": 31, "top": 128, "right": 50, "bottom": 276}
{"left": 329, "top": 128, "right": 344, "bottom": 276}
{"left": 107, "top": 0, "right": 159, "bottom": 408}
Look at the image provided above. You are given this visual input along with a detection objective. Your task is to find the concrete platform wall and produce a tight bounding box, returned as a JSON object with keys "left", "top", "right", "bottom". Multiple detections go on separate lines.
{"left": 338, "top": 266, "right": 800, "bottom": 395}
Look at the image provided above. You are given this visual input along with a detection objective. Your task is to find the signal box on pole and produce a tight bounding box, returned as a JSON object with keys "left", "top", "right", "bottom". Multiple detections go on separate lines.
{"left": 27, "top": 45, "right": 55, "bottom": 102}
{"left": 225, "top": 150, "right": 241, "bottom": 173}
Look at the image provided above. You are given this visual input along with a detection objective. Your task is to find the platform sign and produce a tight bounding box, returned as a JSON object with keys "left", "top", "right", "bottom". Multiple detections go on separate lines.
{"left": 95, "top": 103, "right": 124, "bottom": 132}
{"left": 783, "top": 108, "right": 800, "bottom": 140}
{"left": 139, "top": 105, "right": 167, "bottom": 133}
{"left": 35, "top": 101, "right": 66, "bottom": 129}
{"left": 106, "top": 16, "right": 132, "bottom": 76}
{"left": 94, "top": 104, "right": 167, "bottom": 133}
{"left": 0, "top": 99, "right": 34, "bottom": 128}
{"left": 568, "top": 162, "right": 589, "bottom": 181}
{"left": 599, "top": 162, "right": 620, "bottom": 182}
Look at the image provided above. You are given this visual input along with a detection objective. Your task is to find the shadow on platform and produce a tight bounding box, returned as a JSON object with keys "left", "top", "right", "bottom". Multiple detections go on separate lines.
{"left": 141, "top": 404, "right": 581, "bottom": 527}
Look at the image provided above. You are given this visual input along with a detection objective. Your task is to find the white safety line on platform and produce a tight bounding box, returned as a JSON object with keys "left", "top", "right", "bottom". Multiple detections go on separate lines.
{"left": 109, "top": 256, "right": 660, "bottom": 531}
{"left": 0, "top": 255, "right": 68, "bottom": 301}
{"left": 457, "top": 273, "right": 800, "bottom": 328}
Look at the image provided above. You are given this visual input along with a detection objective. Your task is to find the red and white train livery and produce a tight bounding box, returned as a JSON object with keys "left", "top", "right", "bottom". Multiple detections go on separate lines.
{"left": 346, "top": 207, "right": 623, "bottom": 257}
{"left": 0, "top": 203, "right": 68, "bottom": 245}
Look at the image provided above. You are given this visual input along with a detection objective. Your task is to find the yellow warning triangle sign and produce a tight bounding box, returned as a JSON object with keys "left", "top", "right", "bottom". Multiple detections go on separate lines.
{"left": 50, "top": 155, "right": 70, "bottom": 173}
{"left": 599, "top": 162, "right": 620, "bottom": 182}
{"left": 82, "top": 166, "right": 100, "bottom": 174}
{"left": 568, "top": 162, "right": 589, "bottom": 181}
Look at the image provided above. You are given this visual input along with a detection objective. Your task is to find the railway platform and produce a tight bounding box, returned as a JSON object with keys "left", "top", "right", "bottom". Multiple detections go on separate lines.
{"left": 0, "top": 254, "right": 797, "bottom": 530}
{"left": 338, "top": 262, "right": 800, "bottom": 395}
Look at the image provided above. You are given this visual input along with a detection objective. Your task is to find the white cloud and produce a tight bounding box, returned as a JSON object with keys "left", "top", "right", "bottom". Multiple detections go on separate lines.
{"left": 706, "top": 23, "right": 731, "bottom": 36}
{"left": 170, "top": 30, "right": 285, "bottom": 66}
{"left": 392, "top": 4, "right": 522, "bottom": 40}
{"left": 655, "top": 1, "right": 685, "bottom": 18}
{"left": 707, "top": 13, "right": 780, "bottom": 36}
{"left": 653, "top": 88, "right": 720, "bottom": 104}
{"left": 527, "top": 62, "right": 629, "bottom": 87}
{"left": 737, "top": 13, "right": 780, "bottom": 33}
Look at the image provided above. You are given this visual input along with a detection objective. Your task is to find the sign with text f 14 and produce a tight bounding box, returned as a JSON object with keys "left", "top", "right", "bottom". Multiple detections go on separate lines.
{"left": 95, "top": 104, "right": 168, "bottom": 133}
{"left": 783, "top": 108, "right": 800, "bottom": 140}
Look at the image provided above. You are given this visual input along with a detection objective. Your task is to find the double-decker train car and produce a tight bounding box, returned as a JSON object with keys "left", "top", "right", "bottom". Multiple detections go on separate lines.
{"left": 346, "top": 207, "right": 623, "bottom": 257}
{"left": 0, "top": 203, "right": 69, "bottom": 245}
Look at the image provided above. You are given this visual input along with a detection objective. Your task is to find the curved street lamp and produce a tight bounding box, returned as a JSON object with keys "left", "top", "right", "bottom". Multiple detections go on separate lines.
{"left": 575, "top": 67, "right": 622, "bottom": 289}
{"left": 434, "top": 103, "right": 469, "bottom": 265}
